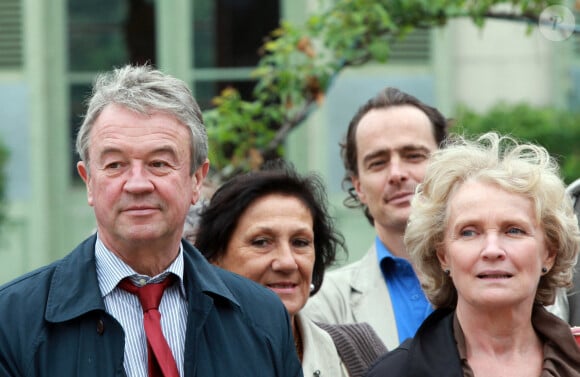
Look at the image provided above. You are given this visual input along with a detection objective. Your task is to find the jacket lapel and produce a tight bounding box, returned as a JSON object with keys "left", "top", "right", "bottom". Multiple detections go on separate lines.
{"left": 350, "top": 245, "right": 399, "bottom": 349}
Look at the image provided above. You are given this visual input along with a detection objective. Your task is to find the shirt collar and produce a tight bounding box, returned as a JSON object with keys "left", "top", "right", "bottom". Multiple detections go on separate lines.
{"left": 376, "top": 236, "right": 416, "bottom": 276}
{"left": 95, "top": 234, "right": 186, "bottom": 299}
{"left": 375, "top": 236, "right": 396, "bottom": 263}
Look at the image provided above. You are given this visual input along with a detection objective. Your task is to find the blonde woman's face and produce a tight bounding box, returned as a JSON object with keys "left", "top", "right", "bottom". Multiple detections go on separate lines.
{"left": 438, "top": 180, "right": 555, "bottom": 312}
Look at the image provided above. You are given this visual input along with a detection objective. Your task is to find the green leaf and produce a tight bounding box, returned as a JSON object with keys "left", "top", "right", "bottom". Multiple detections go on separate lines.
{"left": 368, "top": 39, "right": 390, "bottom": 62}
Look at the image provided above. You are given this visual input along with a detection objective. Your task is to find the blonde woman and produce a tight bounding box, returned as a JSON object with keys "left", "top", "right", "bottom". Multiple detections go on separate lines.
{"left": 367, "top": 133, "right": 580, "bottom": 377}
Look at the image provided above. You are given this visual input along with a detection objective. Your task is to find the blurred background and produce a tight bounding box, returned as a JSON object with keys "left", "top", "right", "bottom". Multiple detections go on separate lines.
{"left": 0, "top": 0, "right": 578, "bottom": 283}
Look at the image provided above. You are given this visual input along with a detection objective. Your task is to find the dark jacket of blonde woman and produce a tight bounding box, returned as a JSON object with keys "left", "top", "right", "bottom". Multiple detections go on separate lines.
{"left": 365, "top": 306, "right": 580, "bottom": 377}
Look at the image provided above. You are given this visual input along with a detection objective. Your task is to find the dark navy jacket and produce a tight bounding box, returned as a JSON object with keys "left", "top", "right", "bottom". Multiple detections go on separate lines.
{"left": 0, "top": 234, "right": 303, "bottom": 377}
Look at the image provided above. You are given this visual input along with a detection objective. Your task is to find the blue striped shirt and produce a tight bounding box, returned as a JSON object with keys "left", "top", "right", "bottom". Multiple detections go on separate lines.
{"left": 95, "top": 235, "right": 188, "bottom": 377}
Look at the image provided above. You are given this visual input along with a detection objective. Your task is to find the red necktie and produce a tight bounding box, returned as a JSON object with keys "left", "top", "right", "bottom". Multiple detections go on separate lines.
{"left": 119, "top": 276, "right": 180, "bottom": 377}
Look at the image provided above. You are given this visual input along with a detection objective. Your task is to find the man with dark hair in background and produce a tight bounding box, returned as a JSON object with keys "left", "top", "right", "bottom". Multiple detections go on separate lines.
{"left": 304, "top": 87, "right": 448, "bottom": 350}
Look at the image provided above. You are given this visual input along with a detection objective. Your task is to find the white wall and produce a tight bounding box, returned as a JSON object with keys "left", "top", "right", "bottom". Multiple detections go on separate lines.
{"left": 450, "top": 18, "right": 555, "bottom": 111}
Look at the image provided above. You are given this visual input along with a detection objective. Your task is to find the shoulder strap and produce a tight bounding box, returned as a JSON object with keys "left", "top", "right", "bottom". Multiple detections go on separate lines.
{"left": 315, "top": 322, "right": 388, "bottom": 377}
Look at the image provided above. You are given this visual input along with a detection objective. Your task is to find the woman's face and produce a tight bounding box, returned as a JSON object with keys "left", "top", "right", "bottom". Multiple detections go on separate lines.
{"left": 217, "top": 194, "right": 316, "bottom": 317}
{"left": 439, "top": 180, "right": 555, "bottom": 311}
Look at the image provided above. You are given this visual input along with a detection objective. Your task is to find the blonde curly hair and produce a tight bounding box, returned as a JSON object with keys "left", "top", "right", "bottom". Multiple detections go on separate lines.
{"left": 406, "top": 132, "right": 580, "bottom": 308}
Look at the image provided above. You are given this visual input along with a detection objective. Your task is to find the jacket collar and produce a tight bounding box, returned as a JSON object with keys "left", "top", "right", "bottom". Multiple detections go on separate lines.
{"left": 45, "top": 234, "right": 239, "bottom": 323}
{"left": 408, "top": 306, "right": 580, "bottom": 376}
{"left": 349, "top": 244, "right": 380, "bottom": 293}
{"left": 180, "top": 240, "right": 240, "bottom": 309}
{"left": 406, "top": 308, "right": 465, "bottom": 377}
{"left": 45, "top": 235, "right": 104, "bottom": 322}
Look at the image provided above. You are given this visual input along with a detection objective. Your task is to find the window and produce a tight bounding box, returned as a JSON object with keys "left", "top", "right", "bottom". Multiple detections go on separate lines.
{"left": 67, "top": 0, "right": 156, "bottom": 179}
{"left": 66, "top": 0, "right": 280, "bottom": 179}
{"left": 191, "top": 0, "right": 280, "bottom": 109}
{"left": 388, "top": 29, "right": 432, "bottom": 63}
{"left": 0, "top": 0, "right": 23, "bottom": 69}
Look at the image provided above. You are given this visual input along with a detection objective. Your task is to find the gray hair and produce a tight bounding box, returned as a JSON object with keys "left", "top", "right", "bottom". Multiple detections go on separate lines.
{"left": 75, "top": 64, "right": 208, "bottom": 174}
{"left": 407, "top": 132, "right": 580, "bottom": 308}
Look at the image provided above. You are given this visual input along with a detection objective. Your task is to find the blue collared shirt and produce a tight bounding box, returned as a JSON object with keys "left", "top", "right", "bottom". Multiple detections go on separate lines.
{"left": 376, "top": 237, "right": 433, "bottom": 343}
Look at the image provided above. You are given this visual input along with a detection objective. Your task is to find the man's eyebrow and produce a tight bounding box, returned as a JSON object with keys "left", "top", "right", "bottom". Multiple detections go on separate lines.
{"left": 100, "top": 145, "right": 179, "bottom": 155}
{"left": 362, "top": 148, "right": 390, "bottom": 164}
{"left": 148, "top": 145, "right": 179, "bottom": 156}
{"left": 399, "top": 145, "right": 432, "bottom": 153}
{"left": 96, "top": 145, "right": 180, "bottom": 162}
{"left": 362, "top": 145, "right": 431, "bottom": 162}
{"left": 97, "top": 146, "right": 122, "bottom": 159}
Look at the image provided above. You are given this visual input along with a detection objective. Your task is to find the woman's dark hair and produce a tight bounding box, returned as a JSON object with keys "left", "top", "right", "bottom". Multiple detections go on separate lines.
{"left": 195, "top": 160, "right": 346, "bottom": 295}
{"left": 341, "top": 87, "right": 449, "bottom": 224}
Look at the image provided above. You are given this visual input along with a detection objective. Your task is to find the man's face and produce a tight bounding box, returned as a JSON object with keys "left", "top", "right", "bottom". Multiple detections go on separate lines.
{"left": 77, "top": 104, "right": 208, "bottom": 254}
{"left": 352, "top": 105, "right": 438, "bottom": 235}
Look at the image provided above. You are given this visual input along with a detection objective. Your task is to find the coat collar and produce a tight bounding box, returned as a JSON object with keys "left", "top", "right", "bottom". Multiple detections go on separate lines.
{"left": 298, "top": 313, "right": 346, "bottom": 377}
{"left": 45, "top": 234, "right": 239, "bottom": 323}
{"left": 407, "top": 306, "right": 580, "bottom": 376}
{"left": 348, "top": 244, "right": 380, "bottom": 294}
{"left": 405, "top": 308, "right": 463, "bottom": 377}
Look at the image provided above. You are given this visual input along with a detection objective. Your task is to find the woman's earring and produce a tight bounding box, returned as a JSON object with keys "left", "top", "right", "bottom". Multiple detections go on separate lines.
{"left": 444, "top": 269, "right": 450, "bottom": 276}
{"left": 310, "top": 283, "right": 315, "bottom": 292}
{"left": 541, "top": 266, "right": 548, "bottom": 274}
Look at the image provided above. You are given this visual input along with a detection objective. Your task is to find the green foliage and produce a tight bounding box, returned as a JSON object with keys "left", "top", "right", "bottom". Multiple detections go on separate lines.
{"left": 205, "top": 88, "right": 279, "bottom": 177}
{"left": 203, "top": 0, "right": 564, "bottom": 182}
{"left": 453, "top": 103, "right": 580, "bottom": 184}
